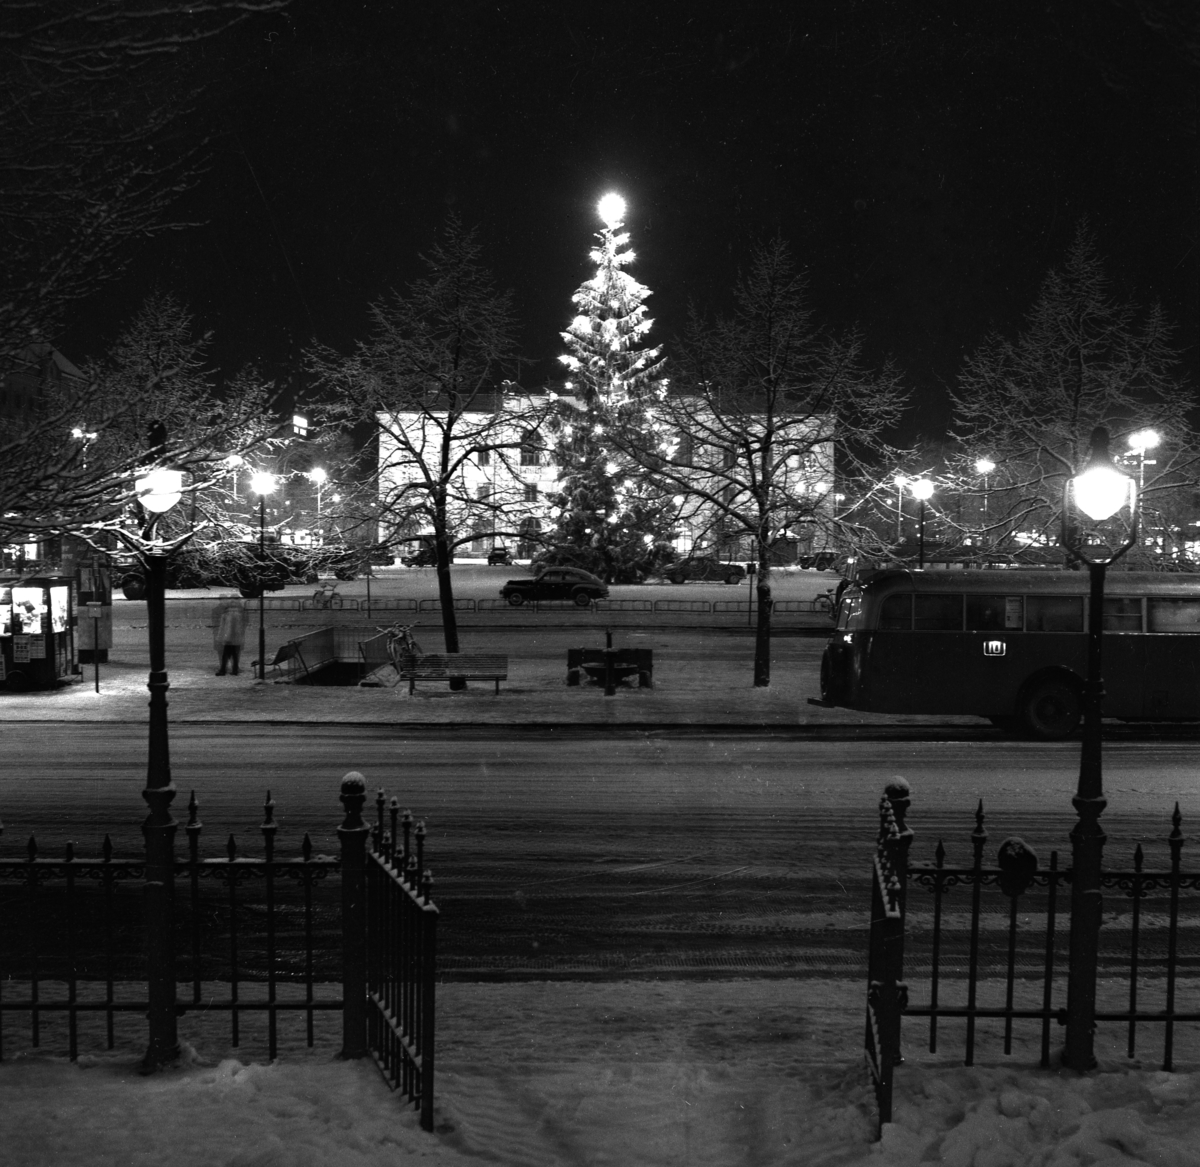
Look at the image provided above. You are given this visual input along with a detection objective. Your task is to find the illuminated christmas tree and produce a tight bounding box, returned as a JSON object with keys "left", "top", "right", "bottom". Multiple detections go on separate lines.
{"left": 548, "top": 194, "right": 675, "bottom": 583}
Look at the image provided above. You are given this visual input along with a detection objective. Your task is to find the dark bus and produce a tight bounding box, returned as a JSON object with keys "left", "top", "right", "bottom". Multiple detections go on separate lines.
{"left": 815, "top": 569, "right": 1200, "bottom": 739}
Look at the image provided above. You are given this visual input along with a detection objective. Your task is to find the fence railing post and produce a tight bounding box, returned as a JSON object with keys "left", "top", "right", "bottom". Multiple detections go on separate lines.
{"left": 338, "top": 771, "right": 369, "bottom": 1059}
{"left": 866, "top": 778, "right": 911, "bottom": 1136}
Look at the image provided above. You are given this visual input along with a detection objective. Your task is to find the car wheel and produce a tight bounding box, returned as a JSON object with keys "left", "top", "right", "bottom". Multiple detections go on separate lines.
{"left": 506, "top": 593, "right": 525, "bottom": 606}
{"left": 573, "top": 590, "right": 593, "bottom": 607}
{"left": 1019, "top": 676, "right": 1083, "bottom": 740}
{"left": 724, "top": 572, "right": 742, "bottom": 584}
{"left": 669, "top": 573, "right": 685, "bottom": 585}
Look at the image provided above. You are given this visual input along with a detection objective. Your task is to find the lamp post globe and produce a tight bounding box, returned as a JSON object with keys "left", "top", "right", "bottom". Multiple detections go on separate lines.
{"left": 1060, "top": 426, "right": 1138, "bottom": 1072}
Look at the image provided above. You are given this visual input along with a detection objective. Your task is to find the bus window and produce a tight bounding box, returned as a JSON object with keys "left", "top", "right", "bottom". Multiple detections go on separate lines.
{"left": 878, "top": 594, "right": 911, "bottom": 630}
{"left": 1103, "top": 597, "right": 1142, "bottom": 632}
{"left": 966, "top": 595, "right": 1022, "bottom": 631}
{"left": 1148, "top": 598, "right": 1200, "bottom": 633}
{"left": 1026, "top": 595, "right": 1084, "bottom": 632}
{"left": 914, "top": 594, "right": 962, "bottom": 631}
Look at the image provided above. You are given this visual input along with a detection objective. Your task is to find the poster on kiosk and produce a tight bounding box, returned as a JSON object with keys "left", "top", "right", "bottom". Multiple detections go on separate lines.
{"left": 0, "top": 576, "right": 78, "bottom": 691}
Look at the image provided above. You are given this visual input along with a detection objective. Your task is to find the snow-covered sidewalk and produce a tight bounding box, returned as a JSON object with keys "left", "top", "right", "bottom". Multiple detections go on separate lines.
{"left": 5, "top": 978, "right": 1200, "bottom": 1166}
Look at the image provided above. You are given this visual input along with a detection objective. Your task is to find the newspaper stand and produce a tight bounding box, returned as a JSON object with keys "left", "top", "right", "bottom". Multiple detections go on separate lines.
{"left": 0, "top": 575, "right": 79, "bottom": 691}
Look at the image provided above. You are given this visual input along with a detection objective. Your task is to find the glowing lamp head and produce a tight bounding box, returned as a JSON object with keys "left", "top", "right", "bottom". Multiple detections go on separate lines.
{"left": 250, "top": 471, "right": 277, "bottom": 497}
{"left": 1128, "top": 428, "right": 1161, "bottom": 455}
{"left": 975, "top": 458, "right": 996, "bottom": 475}
{"left": 597, "top": 193, "right": 626, "bottom": 228}
{"left": 135, "top": 468, "right": 184, "bottom": 514}
{"left": 910, "top": 478, "right": 935, "bottom": 501}
{"left": 307, "top": 467, "right": 328, "bottom": 486}
{"left": 1071, "top": 427, "right": 1136, "bottom": 521}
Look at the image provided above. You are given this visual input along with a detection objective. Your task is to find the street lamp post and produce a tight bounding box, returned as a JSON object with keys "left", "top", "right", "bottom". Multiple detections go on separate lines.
{"left": 911, "top": 478, "right": 934, "bottom": 568}
{"left": 250, "top": 472, "right": 277, "bottom": 680}
{"left": 308, "top": 467, "right": 328, "bottom": 530}
{"left": 1127, "top": 429, "right": 1160, "bottom": 491}
{"left": 894, "top": 476, "right": 906, "bottom": 543}
{"left": 134, "top": 465, "right": 184, "bottom": 1070}
{"left": 975, "top": 458, "right": 996, "bottom": 544}
{"left": 1060, "top": 427, "right": 1138, "bottom": 1070}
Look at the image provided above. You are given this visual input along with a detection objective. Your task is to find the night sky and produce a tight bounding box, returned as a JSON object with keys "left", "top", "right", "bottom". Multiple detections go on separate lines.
{"left": 62, "top": 1, "right": 1197, "bottom": 442}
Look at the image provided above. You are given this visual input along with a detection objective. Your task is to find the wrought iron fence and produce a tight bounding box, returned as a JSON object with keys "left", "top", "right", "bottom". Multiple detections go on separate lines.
{"left": 865, "top": 782, "right": 1200, "bottom": 1136}
{"left": 365, "top": 790, "right": 438, "bottom": 1131}
{"left": 0, "top": 774, "right": 438, "bottom": 1130}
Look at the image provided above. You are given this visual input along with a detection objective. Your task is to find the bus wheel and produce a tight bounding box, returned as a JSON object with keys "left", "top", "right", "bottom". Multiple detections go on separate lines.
{"left": 1019, "top": 677, "right": 1082, "bottom": 740}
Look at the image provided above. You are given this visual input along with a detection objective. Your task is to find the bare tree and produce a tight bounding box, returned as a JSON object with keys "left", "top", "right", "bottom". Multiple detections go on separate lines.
{"left": 947, "top": 226, "right": 1199, "bottom": 566}
{"left": 615, "top": 239, "right": 908, "bottom": 685}
{"left": 0, "top": 294, "right": 280, "bottom": 560}
{"left": 0, "top": 0, "right": 290, "bottom": 358}
{"left": 309, "top": 219, "right": 541, "bottom": 679}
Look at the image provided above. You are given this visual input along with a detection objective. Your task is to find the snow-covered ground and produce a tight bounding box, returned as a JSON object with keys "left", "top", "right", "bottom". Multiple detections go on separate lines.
{"left": 4, "top": 978, "right": 1200, "bottom": 1166}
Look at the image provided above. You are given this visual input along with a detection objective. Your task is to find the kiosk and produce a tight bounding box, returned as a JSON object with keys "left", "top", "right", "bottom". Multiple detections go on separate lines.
{"left": 0, "top": 575, "right": 79, "bottom": 691}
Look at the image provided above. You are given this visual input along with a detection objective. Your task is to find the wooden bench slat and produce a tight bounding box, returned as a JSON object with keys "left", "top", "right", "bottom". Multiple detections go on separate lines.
{"left": 398, "top": 652, "right": 509, "bottom": 694}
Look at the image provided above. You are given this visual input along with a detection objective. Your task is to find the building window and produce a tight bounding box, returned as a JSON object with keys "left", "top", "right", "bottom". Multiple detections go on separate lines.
{"left": 520, "top": 430, "right": 543, "bottom": 466}
{"left": 478, "top": 449, "right": 491, "bottom": 467}
{"left": 524, "top": 484, "right": 539, "bottom": 503}
{"left": 477, "top": 485, "right": 492, "bottom": 500}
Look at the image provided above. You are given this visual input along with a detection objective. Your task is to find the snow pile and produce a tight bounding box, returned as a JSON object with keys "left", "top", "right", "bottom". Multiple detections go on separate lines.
{"left": 2, "top": 979, "right": 1199, "bottom": 1165}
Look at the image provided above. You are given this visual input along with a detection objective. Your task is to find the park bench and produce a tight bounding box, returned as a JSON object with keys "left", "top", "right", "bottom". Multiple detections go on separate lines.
{"left": 397, "top": 652, "right": 508, "bottom": 695}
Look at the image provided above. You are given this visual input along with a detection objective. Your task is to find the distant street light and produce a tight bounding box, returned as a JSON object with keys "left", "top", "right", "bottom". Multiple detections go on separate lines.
{"left": 308, "top": 467, "right": 328, "bottom": 523}
{"left": 224, "top": 454, "right": 245, "bottom": 500}
{"left": 975, "top": 458, "right": 997, "bottom": 545}
{"left": 910, "top": 478, "right": 934, "bottom": 568}
{"left": 1060, "top": 427, "right": 1138, "bottom": 1071}
{"left": 1127, "top": 429, "right": 1160, "bottom": 490}
{"left": 250, "top": 472, "right": 277, "bottom": 680}
{"left": 893, "top": 475, "right": 908, "bottom": 542}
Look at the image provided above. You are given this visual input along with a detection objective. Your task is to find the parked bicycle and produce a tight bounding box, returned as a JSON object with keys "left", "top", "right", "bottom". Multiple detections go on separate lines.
{"left": 311, "top": 582, "right": 344, "bottom": 610}
{"left": 375, "top": 623, "right": 422, "bottom": 672}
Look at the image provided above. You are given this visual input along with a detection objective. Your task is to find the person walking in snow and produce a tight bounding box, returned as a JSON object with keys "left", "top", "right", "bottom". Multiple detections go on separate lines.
{"left": 211, "top": 597, "right": 247, "bottom": 676}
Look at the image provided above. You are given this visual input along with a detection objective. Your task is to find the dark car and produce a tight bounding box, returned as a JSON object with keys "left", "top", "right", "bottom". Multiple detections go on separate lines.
{"left": 487, "top": 546, "right": 513, "bottom": 566}
{"left": 500, "top": 566, "right": 608, "bottom": 607}
{"left": 400, "top": 545, "right": 452, "bottom": 567}
{"left": 665, "top": 557, "right": 747, "bottom": 585}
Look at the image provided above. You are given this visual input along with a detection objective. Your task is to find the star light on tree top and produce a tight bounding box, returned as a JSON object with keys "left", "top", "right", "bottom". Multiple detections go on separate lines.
{"left": 597, "top": 193, "right": 626, "bottom": 228}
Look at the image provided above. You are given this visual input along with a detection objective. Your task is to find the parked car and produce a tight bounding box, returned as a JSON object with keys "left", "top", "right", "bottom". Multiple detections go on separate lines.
{"left": 500, "top": 566, "right": 608, "bottom": 607}
{"left": 487, "top": 546, "right": 513, "bottom": 566}
{"left": 665, "top": 557, "right": 747, "bottom": 585}
{"left": 797, "top": 552, "right": 839, "bottom": 571}
{"left": 400, "top": 544, "right": 452, "bottom": 567}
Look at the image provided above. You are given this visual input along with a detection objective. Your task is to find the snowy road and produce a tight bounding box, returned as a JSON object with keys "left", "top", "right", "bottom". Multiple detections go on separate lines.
{"left": 1, "top": 725, "right": 1197, "bottom": 977}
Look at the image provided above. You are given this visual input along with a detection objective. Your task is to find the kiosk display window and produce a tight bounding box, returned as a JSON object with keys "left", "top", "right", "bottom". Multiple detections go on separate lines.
{"left": 49, "top": 586, "right": 69, "bottom": 634}
{"left": 0, "top": 585, "right": 11, "bottom": 637}
{"left": 11, "top": 587, "right": 45, "bottom": 635}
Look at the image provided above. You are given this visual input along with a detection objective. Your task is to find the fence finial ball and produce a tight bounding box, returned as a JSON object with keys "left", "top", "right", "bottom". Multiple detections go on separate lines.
{"left": 884, "top": 776, "right": 911, "bottom": 801}
{"left": 341, "top": 772, "right": 367, "bottom": 796}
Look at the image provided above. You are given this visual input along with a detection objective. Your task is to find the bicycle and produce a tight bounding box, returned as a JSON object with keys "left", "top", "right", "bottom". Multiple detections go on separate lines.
{"left": 311, "top": 582, "right": 344, "bottom": 610}
{"left": 375, "top": 623, "right": 422, "bottom": 673}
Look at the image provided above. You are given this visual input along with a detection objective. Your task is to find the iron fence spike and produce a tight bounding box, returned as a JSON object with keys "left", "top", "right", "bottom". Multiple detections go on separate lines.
{"left": 65, "top": 840, "right": 74, "bottom": 862}
{"left": 302, "top": 833, "right": 312, "bottom": 860}
{"left": 27, "top": 834, "right": 36, "bottom": 860}
{"left": 1134, "top": 842, "right": 1144, "bottom": 870}
{"left": 103, "top": 835, "right": 113, "bottom": 861}
{"left": 227, "top": 834, "right": 237, "bottom": 860}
